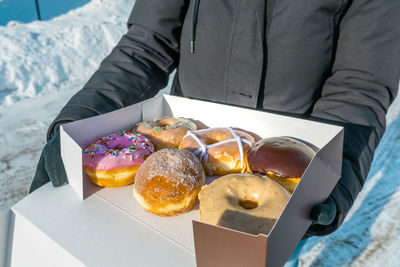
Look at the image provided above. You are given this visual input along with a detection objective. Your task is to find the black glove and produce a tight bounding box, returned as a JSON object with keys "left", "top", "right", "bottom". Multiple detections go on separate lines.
{"left": 30, "top": 131, "right": 68, "bottom": 193}
{"left": 302, "top": 196, "right": 337, "bottom": 238}
{"left": 311, "top": 196, "right": 337, "bottom": 225}
{"left": 305, "top": 196, "right": 339, "bottom": 238}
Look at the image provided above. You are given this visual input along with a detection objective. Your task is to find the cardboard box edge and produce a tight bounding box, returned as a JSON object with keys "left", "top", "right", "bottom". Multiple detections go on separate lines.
{"left": 0, "top": 209, "right": 14, "bottom": 267}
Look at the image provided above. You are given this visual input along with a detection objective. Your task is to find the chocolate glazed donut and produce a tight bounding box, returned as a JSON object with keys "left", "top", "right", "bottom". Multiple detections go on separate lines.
{"left": 247, "top": 137, "right": 315, "bottom": 193}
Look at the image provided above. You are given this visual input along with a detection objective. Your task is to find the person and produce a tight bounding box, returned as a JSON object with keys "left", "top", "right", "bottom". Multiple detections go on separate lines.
{"left": 30, "top": 0, "right": 400, "bottom": 266}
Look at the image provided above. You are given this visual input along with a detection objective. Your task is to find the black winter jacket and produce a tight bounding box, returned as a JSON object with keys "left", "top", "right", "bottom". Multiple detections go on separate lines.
{"left": 48, "top": 0, "right": 400, "bottom": 235}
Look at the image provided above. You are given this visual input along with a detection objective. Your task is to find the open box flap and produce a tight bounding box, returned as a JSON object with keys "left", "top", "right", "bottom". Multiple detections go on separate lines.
{"left": 142, "top": 95, "right": 172, "bottom": 121}
{"left": 60, "top": 126, "right": 97, "bottom": 199}
{"left": 193, "top": 221, "right": 268, "bottom": 267}
{"left": 163, "top": 95, "right": 343, "bottom": 148}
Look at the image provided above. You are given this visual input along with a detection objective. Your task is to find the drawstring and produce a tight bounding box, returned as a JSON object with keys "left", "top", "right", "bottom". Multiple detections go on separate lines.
{"left": 190, "top": 0, "right": 200, "bottom": 53}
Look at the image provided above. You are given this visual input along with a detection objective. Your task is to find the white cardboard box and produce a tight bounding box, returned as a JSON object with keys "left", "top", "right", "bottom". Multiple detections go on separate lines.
{"left": 11, "top": 95, "right": 343, "bottom": 266}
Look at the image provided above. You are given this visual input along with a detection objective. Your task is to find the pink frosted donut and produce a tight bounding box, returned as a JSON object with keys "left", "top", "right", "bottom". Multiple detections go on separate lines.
{"left": 83, "top": 131, "right": 154, "bottom": 187}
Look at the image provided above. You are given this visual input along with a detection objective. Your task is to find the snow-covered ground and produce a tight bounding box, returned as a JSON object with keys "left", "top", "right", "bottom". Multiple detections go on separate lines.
{"left": 0, "top": 0, "right": 399, "bottom": 266}
{"left": 0, "top": 0, "right": 132, "bottom": 107}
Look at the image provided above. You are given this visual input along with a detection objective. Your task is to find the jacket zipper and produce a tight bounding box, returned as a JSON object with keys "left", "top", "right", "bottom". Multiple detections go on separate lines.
{"left": 190, "top": 0, "right": 200, "bottom": 53}
{"left": 257, "top": 0, "right": 277, "bottom": 108}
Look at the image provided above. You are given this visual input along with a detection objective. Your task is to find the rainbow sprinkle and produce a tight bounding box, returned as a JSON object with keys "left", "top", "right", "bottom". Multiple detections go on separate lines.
{"left": 83, "top": 131, "right": 154, "bottom": 158}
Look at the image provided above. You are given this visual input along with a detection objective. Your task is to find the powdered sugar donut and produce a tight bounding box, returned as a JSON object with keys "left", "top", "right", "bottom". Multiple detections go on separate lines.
{"left": 133, "top": 149, "right": 205, "bottom": 216}
{"left": 83, "top": 131, "right": 154, "bottom": 187}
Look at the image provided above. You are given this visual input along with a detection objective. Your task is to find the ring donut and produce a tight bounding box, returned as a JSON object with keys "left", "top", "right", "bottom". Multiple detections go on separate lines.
{"left": 83, "top": 131, "right": 154, "bottom": 187}
{"left": 198, "top": 173, "right": 290, "bottom": 235}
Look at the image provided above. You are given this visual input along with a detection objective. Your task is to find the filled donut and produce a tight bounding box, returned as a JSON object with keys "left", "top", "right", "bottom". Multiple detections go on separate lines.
{"left": 134, "top": 117, "right": 197, "bottom": 150}
{"left": 198, "top": 173, "right": 290, "bottom": 235}
{"left": 247, "top": 137, "right": 315, "bottom": 193}
{"left": 179, "top": 127, "right": 255, "bottom": 175}
{"left": 83, "top": 131, "right": 154, "bottom": 187}
{"left": 133, "top": 149, "right": 205, "bottom": 216}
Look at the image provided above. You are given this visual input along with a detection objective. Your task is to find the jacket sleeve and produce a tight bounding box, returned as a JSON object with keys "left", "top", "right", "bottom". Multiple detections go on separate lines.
{"left": 47, "top": 0, "right": 189, "bottom": 140}
{"left": 307, "top": 0, "right": 400, "bottom": 235}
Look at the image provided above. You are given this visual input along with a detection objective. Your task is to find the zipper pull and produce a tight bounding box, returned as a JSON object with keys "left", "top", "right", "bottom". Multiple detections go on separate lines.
{"left": 190, "top": 0, "right": 200, "bottom": 54}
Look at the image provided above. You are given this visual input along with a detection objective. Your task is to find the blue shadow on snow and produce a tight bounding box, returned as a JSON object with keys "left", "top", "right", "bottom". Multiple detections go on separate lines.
{"left": 302, "top": 115, "right": 400, "bottom": 266}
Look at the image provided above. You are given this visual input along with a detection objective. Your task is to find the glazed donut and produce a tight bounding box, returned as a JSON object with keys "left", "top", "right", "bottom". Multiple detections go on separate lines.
{"left": 198, "top": 173, "right": 290, "bottom": 235}
{"left": 83, "top": 131, "right": 154, "bottom": 187}
{"left": 247, "top": 137, "right": 315, "bottom": 193}
{"left": 179, "top": 127, "right": 255, "bottom": 175}
{"left": 134, "top": 117, "right": 197, "bottom": 150}
{"left": 133, "top": 149, "right": 205, "bottom": 216}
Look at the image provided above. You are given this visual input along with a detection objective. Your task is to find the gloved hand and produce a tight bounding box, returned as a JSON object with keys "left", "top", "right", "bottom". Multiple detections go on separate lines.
{"left": 303, "top": 120, "right": 374, "bottom": 236}
{"left": 29, "top": 130, "right": 68, "bottom": 193}
{"left": 305, "top": 195, "right": 338, "bottom": 237}
{"left": 311, "top": 196, "right": 336, "bottom": 225}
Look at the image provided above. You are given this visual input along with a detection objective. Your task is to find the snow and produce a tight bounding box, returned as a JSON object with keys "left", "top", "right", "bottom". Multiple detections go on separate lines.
{"left": 0, "top": 0, "right": 134, "bottom": 107}
{"left": 0, "top": 0, "right": 400, "bottom": 266}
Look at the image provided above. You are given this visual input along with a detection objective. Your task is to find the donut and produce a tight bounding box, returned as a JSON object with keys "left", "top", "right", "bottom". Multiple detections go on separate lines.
{"left": 134, "top": 117, "right": 197, "bottom": 150}
{"left": 133, "top": 149, "right": 205, "bottom": 216}
{"left": 247, "top": 137, "right": 315, "bottom": 193}
{"left": 178, "top": 127, "right": 255, "bottom": 175}
{"left": 83, "top": 131, "right": 154, "bottom": 187}
{"left": 198, "top": 173, "right": 290, "bottom": 235}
